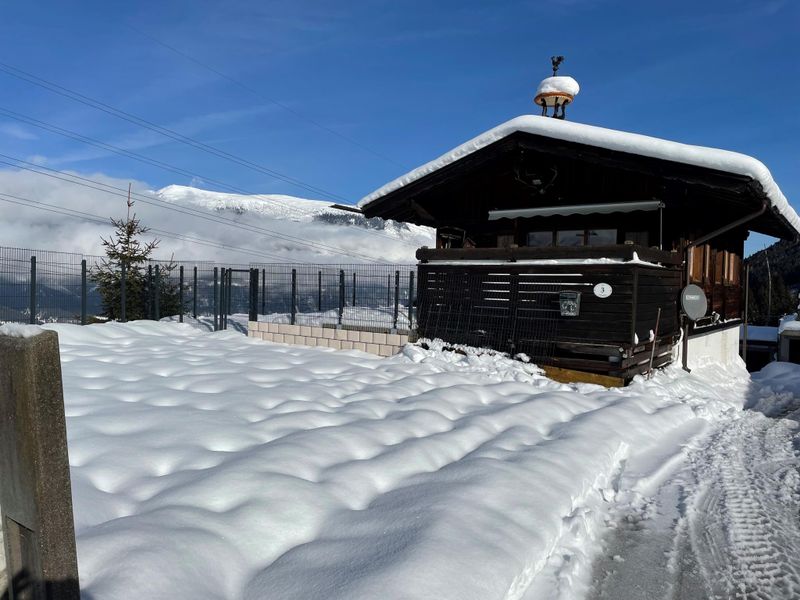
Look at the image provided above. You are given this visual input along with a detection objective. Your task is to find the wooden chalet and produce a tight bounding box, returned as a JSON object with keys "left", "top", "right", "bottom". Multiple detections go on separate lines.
{"left": 359, "top": 112, "right": 800, "bottom": 383}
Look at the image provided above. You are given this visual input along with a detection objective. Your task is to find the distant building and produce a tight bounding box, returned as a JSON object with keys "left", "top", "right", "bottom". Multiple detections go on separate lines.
{"left": 359, "top": 65, "right": 800, "bottom": 383}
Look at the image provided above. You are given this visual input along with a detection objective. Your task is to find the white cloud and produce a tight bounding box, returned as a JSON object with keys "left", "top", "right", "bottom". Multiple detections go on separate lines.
{"left": 0, "top": 122, "right": 38, "bottom": 140}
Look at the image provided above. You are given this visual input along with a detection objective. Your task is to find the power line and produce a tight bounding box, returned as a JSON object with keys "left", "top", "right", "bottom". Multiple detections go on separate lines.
{"left": 0, "top": 152, "right": 384, "bottom": 262}
{"left": 0, "top": 61, "right": 350, "bottom": 202}
{"left": 126, "top": 23, "right": 405, "bottom": 169}
{"left": 0, "top": 106, "right": 418, "bottom": 249}
{"left": 0, "top": 191, "right": 298, "bottom": 262}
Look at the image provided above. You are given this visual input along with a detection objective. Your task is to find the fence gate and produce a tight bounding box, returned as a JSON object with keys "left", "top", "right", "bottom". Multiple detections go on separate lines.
{"left": 216, "top": 268, "right": 259, "bottom": 331}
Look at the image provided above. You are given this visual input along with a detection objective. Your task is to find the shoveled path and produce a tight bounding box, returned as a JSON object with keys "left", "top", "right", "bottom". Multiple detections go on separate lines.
{"left": 588, "top": 379, "right": 800, "bottom": 600}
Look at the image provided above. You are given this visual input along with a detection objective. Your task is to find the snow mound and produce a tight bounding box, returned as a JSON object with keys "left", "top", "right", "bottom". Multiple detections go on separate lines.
{"left": 47, "top": 321, "right": 749, "bottom": 600}
{"left": 536, "top": 75, "right": 580, "bottom": 97}
{"left": 0, "top": 322, "right": 45, "bottom": 338}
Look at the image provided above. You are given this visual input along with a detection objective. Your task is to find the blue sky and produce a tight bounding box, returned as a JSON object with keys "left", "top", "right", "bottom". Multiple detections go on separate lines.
{"left": 1, "top": 0, "right": 798, "bottom": 254}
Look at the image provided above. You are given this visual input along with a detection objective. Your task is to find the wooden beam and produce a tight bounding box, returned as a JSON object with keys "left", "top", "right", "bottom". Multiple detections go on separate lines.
{"left": 542, "top": 365, "right": 625, "bottom": 388}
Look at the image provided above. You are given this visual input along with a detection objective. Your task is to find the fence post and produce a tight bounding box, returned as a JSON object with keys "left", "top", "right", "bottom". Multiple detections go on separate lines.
{"left": 226, "top": 269, "right": 233, "bottom": 317}
{"left": 338, "top": 269, "right": 345, "bottom": 326}
{"left": 408, "top": 271, "right": 415, "bottom": 330}
{"left": 291, "top": 268, "right": 297, "bottom": 325}
{"left": 387, "top": 274, "right": 391, "bottom": 307}
{"left": 29, "top": 255, "right": 36, "bottom": 324}
{"left": 249, "top": 268, "right": 258, "bottom": 322}
{"left": 154, "top": 264, "right": 161, "bottom": 321}
{"left": 179, "top": 265, "right": 184, "bottom": 323}
{"left": 147, "top": 265, "right": 153, "bottom": 320}
{"left": 261, "top": 268, "right": 266, "bottom": 315}
{"left": 352, "top": 272, "right": 356, "bottom": 307}
{"left": 220, "top": 268, "right": 226, "bottom": 330}
{"left": 80, "top": 259, "right": 87, "bottom": 325}
{"left": 213, "top": 267, "right": 219, "bottom": 331}
{"left": 120, "top": 261, "right": 127, "bottom": 323}
{"left": 0, "top": 330, "right": 81, "bottom": 599}
{"left": 393, "top": 270, "right": 400, "bottom": 330}
{"left": 192, "top": 266, "right": 198, "bottom": 319}
{"left": 318, "top": 270, "right": 322, "bottom": 311}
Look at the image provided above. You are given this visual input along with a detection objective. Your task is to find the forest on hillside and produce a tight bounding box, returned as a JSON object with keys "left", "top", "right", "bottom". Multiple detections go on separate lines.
{"left": 745, "top": 240, "right": 800, "bottom": 326}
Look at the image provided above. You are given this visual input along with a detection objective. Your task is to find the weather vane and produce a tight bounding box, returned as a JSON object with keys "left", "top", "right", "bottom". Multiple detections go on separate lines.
{"left": 551, "top": 55, "right": 565, "bottom": 76}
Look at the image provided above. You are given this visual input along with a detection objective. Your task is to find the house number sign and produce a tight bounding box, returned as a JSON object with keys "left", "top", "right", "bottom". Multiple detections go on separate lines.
{"left": 593, "top": 283, "right": 612, "bottom": 298}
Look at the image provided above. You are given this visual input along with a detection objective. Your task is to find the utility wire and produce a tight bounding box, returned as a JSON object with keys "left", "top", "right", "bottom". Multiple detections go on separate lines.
{"left": 0, "top": 191, "right": 298, "bottom": 262}
{"left": 0, "top": 61, "right": 350, "bottom": 202}
{"left": 0, "top": 152, "right": 383, "bottom": 262}
{"left": 126, "top": 23, "right": 405, "bottom": 169}
{"left": 0, "top": 106, "right": 418, "bottom": 248}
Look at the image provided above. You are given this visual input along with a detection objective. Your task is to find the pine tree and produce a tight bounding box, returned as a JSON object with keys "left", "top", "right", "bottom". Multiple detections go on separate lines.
{"left": 93, "top": 188, "right": 182, "bottom": 320}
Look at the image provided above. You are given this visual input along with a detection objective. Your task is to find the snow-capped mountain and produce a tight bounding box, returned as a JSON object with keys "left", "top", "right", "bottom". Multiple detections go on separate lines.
{"left": 0, "top": 165, "right": 433, "bottom": 264}
{"left": 153, "top": 185, "right": 434, "bottom": 264}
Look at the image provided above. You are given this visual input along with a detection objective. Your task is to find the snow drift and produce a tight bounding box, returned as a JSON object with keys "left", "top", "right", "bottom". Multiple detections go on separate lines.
{"left": 45, "top": 321, "right": 751, "bottom": 600}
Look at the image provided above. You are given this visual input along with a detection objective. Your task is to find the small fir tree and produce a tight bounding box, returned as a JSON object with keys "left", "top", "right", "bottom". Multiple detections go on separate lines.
{"left": 93, "top": 188, "right": 182, "bottom": 320}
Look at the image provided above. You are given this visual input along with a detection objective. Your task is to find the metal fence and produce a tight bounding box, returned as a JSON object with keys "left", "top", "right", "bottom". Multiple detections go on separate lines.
{"left": 0, "top": 245, "right": 416, "bottom": 332}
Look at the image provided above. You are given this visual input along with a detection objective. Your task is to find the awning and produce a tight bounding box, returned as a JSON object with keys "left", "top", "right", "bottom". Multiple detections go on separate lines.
{"left": 488, "top": 200, "right": 664, "bottom": 221}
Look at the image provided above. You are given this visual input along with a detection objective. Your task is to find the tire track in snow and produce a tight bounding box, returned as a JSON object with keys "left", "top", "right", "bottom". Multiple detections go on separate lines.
{"left": 685, "top": 412, "right": 800, "bottom": 599}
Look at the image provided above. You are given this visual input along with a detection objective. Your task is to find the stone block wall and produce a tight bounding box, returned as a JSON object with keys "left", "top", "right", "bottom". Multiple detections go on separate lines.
{"left": 248, "top": 321, "right": 410, "bottom": 357}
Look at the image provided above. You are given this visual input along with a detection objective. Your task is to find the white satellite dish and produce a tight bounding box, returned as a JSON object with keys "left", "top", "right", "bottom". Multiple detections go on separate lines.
{"left": 680, "top": 284, "right": 708, "bottom": 321}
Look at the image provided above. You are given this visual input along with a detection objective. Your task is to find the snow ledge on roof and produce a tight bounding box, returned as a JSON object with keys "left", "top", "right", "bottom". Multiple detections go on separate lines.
{"left": 358, "top": 116, "right": 799, "bottom": 237}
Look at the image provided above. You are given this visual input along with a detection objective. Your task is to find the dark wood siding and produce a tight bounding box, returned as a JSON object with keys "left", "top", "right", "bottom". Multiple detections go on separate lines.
{"left": 417, "top": 262, "right": 682, "bottom": 378}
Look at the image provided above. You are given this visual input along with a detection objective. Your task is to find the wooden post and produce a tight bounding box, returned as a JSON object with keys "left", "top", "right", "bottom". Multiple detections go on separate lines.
{"left": 0, "top": 329, "right": 80, "bottom": 599}
{"left": 630, "top": 267, "right": 639, "bottom": 348}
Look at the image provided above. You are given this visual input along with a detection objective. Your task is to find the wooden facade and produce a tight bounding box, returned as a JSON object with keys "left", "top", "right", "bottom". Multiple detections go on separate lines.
{"left": 362, "top": 126, "right": 797, "bottom": 382}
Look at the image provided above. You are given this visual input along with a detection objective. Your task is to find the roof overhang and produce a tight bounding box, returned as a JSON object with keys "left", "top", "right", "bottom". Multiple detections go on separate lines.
{"left": 359, "top": 116, "right": 799, "bottom": 241}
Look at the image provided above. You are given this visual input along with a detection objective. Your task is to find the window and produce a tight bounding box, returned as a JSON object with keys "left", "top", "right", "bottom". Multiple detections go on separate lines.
{"left": 587, "top": 229, "right": 617, "bottom": 246}
{"left": 557, "top": 230, "right": 584, "bottom": 247}
{"left": 625, "top": 231, "right": 649, "bottom": 246}
{"left": 527, "top": 231, "right": 553, "bottom": 247}
{"left": 497, "top": 234, "right": 515, "bottom": 249}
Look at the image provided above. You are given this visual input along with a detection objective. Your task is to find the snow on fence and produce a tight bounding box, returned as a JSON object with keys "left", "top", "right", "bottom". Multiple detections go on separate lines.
{"left": 0, "top": 245, "right": 416, "bottom": 333}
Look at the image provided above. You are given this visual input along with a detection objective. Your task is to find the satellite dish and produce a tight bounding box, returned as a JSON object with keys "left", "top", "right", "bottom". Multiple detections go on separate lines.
{"left": 680, "top": 284, "right": 708, "bottom": 321}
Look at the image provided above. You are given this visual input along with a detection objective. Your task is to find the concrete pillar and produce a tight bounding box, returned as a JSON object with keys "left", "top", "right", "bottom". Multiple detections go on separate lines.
{"left": 0, "top": 328, "right": 80, "bottom": 599}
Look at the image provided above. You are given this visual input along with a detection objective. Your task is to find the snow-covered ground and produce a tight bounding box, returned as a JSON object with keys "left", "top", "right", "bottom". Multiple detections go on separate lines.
{"left": 31, "top": 320, "right": 800, "bottom": 600}
{"left": 589, "top": 361, "right": 800, "bottom": 600}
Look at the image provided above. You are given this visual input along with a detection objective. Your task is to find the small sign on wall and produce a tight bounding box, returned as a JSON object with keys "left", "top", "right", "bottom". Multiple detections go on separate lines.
{"left": 593, "top": 283, "right": 612, "bottom": 298}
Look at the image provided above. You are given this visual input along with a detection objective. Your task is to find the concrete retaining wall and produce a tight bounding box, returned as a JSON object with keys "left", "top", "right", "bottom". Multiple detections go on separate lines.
{"left": 248, "top": 321, "right": 410, "bottom": 357}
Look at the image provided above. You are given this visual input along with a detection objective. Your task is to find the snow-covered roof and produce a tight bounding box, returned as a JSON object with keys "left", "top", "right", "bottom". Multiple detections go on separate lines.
{"left": 358, "top": 116, "right": 800, "bottom": 237}
{"left": 536, "top": 76, "right": 580, "bottom": 98}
